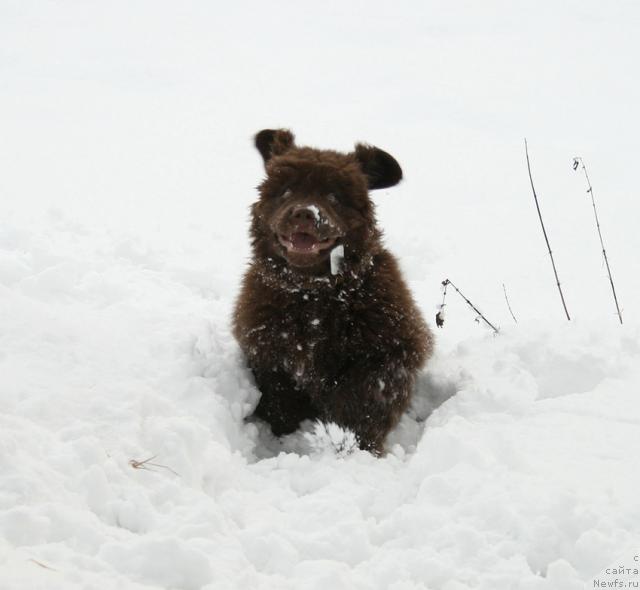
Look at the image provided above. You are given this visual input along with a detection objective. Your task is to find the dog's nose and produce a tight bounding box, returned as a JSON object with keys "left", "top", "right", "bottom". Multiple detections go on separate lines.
{"left": 290, "top": 206, "right": 318, "bottom": 224}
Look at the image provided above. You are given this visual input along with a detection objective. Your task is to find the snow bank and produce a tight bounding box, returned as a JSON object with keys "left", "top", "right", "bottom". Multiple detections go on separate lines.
{"left": 1, "top": 215, "right": 638, "bottom": 589}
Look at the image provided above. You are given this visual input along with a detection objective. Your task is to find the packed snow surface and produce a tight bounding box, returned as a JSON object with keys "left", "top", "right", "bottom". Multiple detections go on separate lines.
{"left": 2, "top": 2, "right": 640, "bottom": 589}
{"left": 1, "top": 215, "right": 639, "bottom": 590}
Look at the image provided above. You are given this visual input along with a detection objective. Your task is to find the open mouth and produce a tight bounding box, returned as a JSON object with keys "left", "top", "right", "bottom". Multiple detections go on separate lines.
{"left": 278, "top": 232, "right": 337, "bottom": 254}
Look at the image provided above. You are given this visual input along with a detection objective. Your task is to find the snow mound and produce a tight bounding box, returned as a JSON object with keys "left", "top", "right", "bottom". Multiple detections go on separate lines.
{"left": 1, "top": 216, "right": 639, "bottom": 590}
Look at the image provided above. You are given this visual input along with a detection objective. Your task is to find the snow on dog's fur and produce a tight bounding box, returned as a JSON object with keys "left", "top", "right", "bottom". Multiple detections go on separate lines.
{"left": 233, "top": 129, "right": 433, "bottom": 454}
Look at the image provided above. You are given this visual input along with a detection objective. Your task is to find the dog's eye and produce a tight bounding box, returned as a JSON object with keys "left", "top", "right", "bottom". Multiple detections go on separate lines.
{"left": 280, "top": 189, "right": 292, "bottom": 199}
{"left": 327, "top": 193, "right": 338, "bottom": 204}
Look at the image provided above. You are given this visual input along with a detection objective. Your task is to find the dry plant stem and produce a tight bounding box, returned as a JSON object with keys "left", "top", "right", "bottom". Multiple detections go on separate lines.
{"left": 441, "top": 280, "right": 448, "bottom": 308}
{"left": 443, "top": 279, "right": 499, "bottom": 334}
{"left": 29, "top": 559, "right": 57, "bottom": 571}
{"left": 524, "top": 139, "right": 571, "bottom": 321}
{"left": 129, "top": 455, "right": 180, "bottom": 477}
{"left": 502, "top": 283, "right": 518, "bottom": 324}
{"left": 574, "top": 157, "right": 623, "bottom": 325}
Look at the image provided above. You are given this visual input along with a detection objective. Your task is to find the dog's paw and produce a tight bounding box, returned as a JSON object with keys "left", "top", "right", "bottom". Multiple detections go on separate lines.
{"left": 304, "top": 421, "right": 359, "bottom": 457}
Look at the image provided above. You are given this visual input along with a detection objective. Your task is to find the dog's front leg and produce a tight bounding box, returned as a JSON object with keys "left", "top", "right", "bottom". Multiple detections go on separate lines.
{"left": 252, "top": 368, "right": 319, "bottom": 436}
{"left": 322, "top": 357, "right": 415, "bottom": 455}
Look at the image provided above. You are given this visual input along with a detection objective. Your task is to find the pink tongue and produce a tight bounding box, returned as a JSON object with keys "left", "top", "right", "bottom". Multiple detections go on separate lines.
{"left": 290, "top": 232, "right": 318, "bottom": 250}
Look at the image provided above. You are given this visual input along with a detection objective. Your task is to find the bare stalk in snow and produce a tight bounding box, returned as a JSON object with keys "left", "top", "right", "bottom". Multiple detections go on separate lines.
{"left": 129, "top": 455, "right": 180, "bottom": 477}
{"left": 502, "top": 283, "right": 518, "bottom": 324}
{"left": 524, "top": 139, "right": 571, "bottom": 321}
{"left": 435, "top": 280, "right": 448, "bottom": 328}
{"left": 441, "top": 279, "right": 500, "bottom": 334}
{"left": 572, "top": 157, "right": 623, "bottom": 325}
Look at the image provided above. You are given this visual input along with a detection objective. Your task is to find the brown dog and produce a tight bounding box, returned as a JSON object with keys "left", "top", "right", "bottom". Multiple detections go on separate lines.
{"left": 233, "top": 129, "right": 433, "bottom": 454}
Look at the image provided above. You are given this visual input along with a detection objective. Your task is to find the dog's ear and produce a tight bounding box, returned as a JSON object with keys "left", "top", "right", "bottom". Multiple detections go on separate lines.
{"left": 354, "top": 144, "right": 403, "bottom": 190}
{"left": 255, "top": 129, "right": 295, "bottom": 165}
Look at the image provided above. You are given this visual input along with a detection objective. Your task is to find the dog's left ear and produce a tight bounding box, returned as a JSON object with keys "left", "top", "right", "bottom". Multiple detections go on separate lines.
{"left": 354, "top": 144, "right": 403, "bottom": 190}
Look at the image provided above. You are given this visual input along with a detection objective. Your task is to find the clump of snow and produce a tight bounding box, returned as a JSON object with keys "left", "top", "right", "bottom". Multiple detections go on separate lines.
{"left": 304, "top": 422, "right": 360, "bottom": 457}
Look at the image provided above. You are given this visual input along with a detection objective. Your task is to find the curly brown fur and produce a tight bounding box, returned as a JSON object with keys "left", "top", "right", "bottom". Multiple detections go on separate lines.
{"left": 233, "top": 129, "right": 433, "bottom": 455}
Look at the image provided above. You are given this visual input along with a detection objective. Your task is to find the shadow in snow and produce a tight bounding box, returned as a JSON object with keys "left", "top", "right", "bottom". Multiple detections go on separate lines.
{"left": 385, "top": 370, "right": 459, "bottom": 454}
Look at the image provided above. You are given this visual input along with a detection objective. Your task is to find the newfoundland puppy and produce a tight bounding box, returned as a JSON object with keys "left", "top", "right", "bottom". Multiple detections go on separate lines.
{"left": 233, "top": 129, "right": 433, "bottom": 454}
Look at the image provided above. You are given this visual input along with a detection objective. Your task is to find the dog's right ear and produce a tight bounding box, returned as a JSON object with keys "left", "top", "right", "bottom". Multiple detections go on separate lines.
{"left": 254, "top": 129, "right": 295, "bottom": 165}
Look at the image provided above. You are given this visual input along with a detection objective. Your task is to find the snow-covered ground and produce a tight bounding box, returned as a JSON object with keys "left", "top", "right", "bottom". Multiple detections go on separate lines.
{"left": 2, "top": 2, "right": 640, "bottom": 589}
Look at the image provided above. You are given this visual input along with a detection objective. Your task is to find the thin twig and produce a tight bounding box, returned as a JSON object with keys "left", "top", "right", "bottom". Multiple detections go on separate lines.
{"left": 129, "top": 455, "right": 180, "bottom": 477}
{"left": 442, "top": 279, "right": 499, "bottom": 334}
{"left": 28, "top": 559, "right": 57, "bottom": 571}
{"left": 572, "top": 157, "right": 623, "bottom": 325}
{"left": 524, "top": 139, "right": 571, "bottom": 321}
{"left": 502, "top": 283, "right": 518, "bottom": 324}
{"left": 435, "top": 280, "right": 448, "bottom": 327}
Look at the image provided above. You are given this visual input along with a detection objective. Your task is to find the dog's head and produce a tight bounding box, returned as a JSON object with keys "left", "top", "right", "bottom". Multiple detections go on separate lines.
{"left": 250, "top": 129, "right": 402, "bottom": 275}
